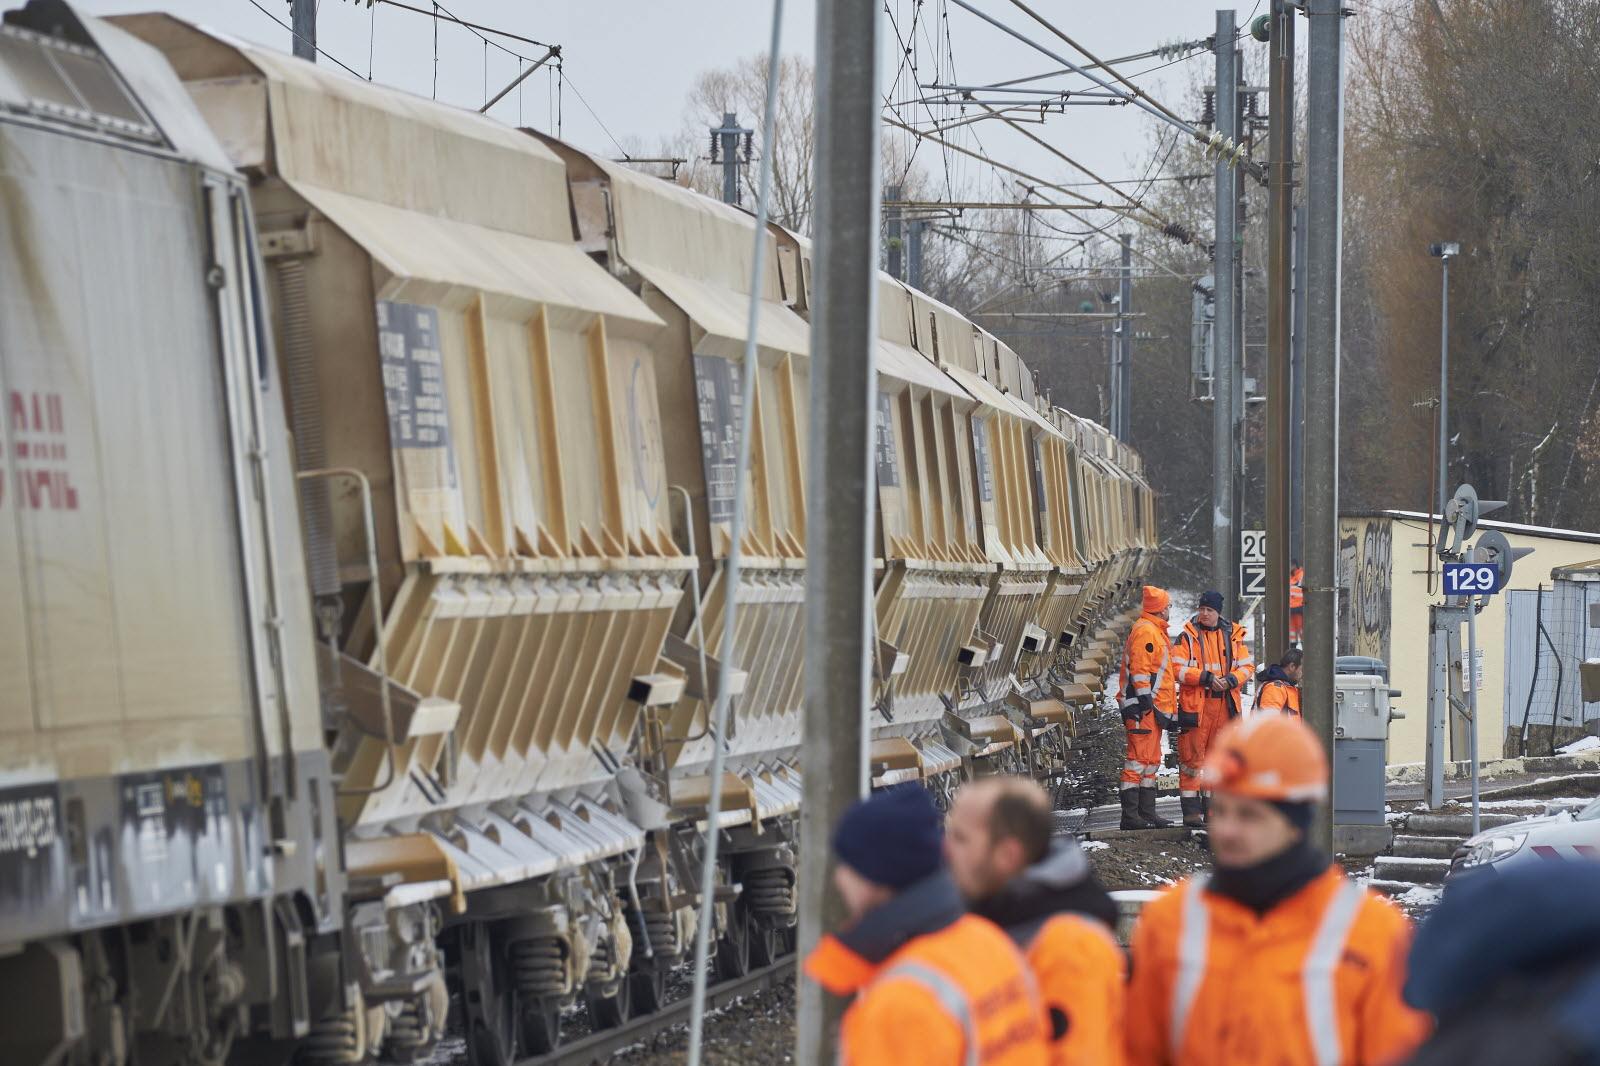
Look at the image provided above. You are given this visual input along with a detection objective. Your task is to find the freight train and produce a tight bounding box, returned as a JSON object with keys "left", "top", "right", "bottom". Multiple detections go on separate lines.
{"left": 0, "top": 4, "right": 1155, "bottom": 1063}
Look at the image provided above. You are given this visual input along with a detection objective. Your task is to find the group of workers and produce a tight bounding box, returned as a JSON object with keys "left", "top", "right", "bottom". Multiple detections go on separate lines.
{"left": 1119, "top": 584, "right": 1303, "bottom": 830}
{"left": 798, "top": 578, "right": 1600, "bottom": 1065}
{"left": 804, "top": 713, "right": 1436, "bottom": 1065}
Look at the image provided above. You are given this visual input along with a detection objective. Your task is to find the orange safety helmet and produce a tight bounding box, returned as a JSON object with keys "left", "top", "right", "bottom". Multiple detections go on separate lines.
{"left": 1200, "top": 713, "right": 1329, "bottom": 801}
{"left": 1141, "top": 585, "right": 1170, "bottom": 616}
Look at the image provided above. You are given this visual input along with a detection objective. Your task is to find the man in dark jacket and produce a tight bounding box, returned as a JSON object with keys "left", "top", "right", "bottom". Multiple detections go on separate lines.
{"left": 945, "top": 777, "right": 1125, "bottom": 1065}
{"left": 1254, "top": 648, "right": 1303, "bottom": 716}
{"left": 1403, "top": 862, "right": 1600, "bottom": 1065}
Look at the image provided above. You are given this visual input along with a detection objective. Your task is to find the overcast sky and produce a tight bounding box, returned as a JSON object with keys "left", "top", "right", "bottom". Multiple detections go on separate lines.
{"left": 81, "top": 1, "right": 1262, "bottom": 250}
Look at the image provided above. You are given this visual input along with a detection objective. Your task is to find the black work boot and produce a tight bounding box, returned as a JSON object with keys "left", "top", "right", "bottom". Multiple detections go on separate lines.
{"left": 1119, "top": 789, "right": 1146, "bottom": 830}
{"left": 1180, "top": 796, "right": 1206, "bottom": 828}
{"left": 1200, "top": 793, "right": 1211, "bottom": 824}
{"left": 1139, "top": 787, "right": 1173, "bottom": 828}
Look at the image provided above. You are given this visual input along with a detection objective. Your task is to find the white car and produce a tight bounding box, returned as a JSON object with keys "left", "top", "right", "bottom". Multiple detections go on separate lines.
{"left": 1450, "top": 796, "right": 1600, "bottom": 876}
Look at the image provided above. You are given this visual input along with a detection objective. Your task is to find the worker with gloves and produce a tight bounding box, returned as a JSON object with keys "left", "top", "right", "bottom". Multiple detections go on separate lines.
{"left": 1254, "top": 648, "right": 1303, "bottom": 716}
{"left": 804, "top": 783, "right": 1048, "bottom": 1066}
{"left": 945, "top": 777, "right": 1126, "bottom": 1066}
{"left": 1171, "top": 590, "right": 1254, "bottom": 827}
{"left": 1118, "top": 585, "right": 1178, "bottom": 830}
{"left": 1401, "top": 862, "right": 1600, "bottom": 1066}
{"left": 1124, "top": 715, "right": 1431, "bottom": 1066}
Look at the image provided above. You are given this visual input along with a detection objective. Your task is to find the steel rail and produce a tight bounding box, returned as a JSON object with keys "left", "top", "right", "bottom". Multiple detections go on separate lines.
{"left": 518, "top": 959, "right": 795, "bottom": 1066}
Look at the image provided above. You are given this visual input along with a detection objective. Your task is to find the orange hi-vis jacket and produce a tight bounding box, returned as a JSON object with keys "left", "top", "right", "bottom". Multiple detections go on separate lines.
{"left": 1290, "top": 566, "right": 1306, "bottom": 610}
{"left": 975, "top": 841, "right": 1127, "bottom": 1066}
{"left": 1120, "top": 614, "right": 1177, "bottom": 716}
{"left": 1024, "top": 913, "right": 1126, "bottom": 1066}
{"left": 1172, "top": 618, "right": 1254, "bottom": 720}
{"left": 806, "top": 873, "right": 1048, "bottom": 1066}
{"left": 1256, "top": 677, "right": 1302, "bottom": 716}
{"left": 1125, "top": 866, "right": 1431, "bottom": 1066}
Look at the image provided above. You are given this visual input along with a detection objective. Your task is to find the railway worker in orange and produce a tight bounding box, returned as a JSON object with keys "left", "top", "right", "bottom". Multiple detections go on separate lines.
{"left": 945, "top": 777, "right": 1126, "bottom": 1066}
{"left": 1118, "top": 585, "right": 1178, "bottom": 830}
{"left": 1124, "top": 715, "right": 1431, "bottom": 1066}
{"left": 1171, "top": 590, "right": 1254, "bottom": 827}
{"left": 804, "top": 783, "right": 1049, "bottom": 1066}
{"left": 1290, "top": 560, "right": 1306, "bottom": 645}
{"left": 1255, "top": 647, "right": 1304, "bottom": 716}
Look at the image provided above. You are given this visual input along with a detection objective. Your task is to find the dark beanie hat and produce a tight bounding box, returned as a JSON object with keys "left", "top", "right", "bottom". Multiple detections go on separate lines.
{"left": 1272, "top": 800, "right": 1316, "bottom": 836}
{"left": 832, "top": 783, "right": 944, "bottom": 890}
{"left": 1200, "top": 590, "right": 1225, "bottom": 612}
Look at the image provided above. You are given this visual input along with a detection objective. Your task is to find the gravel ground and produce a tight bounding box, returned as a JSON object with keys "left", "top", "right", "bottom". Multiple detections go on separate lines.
{"left": 608, "top": 977, "right": 798, "bottom": 1065}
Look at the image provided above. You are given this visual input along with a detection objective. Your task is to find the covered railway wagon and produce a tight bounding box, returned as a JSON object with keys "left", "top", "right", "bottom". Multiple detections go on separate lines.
{"left": 0, "top": 6, "right": 1155, "bottom": 1063}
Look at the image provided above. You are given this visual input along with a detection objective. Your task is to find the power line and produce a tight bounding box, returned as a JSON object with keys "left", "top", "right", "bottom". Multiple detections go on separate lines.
{"left": 561, "top": 68, "right": 625, "bottom": 157}
{"left": 367, "top": 0, "right": 555, "bottom": 56}
{"left": 245, "top": 0, "right": 365, "bottom": 78}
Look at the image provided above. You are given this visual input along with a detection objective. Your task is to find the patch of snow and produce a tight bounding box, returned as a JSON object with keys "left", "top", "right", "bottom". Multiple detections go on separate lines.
{"left": 1384, "top": 810, "right": 1409, "bottom": 825}
{"left": 1558, "top": 735, "right": 1600, "bottom": 754}
{"left": 1397, "top": 885, "right": 1443, "bottom": 907}
{"left": 1080, "top": 840, "right": 1110, "bottom": 851}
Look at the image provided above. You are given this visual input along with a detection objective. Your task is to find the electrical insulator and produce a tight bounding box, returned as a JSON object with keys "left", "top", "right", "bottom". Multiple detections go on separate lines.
{"left": 742, "top": 130, "right": 753, "bottom": 162}
{"left": 1200, "top": 90, "right": 1216, "bottom": 129}
{"left": 708, "top": 130, "right": 719, "bottom": 163}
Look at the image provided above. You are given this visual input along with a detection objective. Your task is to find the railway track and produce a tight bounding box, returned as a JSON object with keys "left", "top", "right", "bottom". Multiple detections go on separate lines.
{"left": 519, "top": 958, "right": 796, "bottom": 1066}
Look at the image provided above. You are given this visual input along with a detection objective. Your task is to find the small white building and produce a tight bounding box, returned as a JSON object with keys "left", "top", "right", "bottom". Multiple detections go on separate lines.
{"left": 1338, "top": 510, "right": 1600, "bottom": 765}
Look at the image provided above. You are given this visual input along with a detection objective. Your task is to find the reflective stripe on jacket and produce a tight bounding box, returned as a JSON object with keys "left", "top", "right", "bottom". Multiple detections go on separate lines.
{"left": 807, "top": 904, "right": 1048, "bottom": 1066}
{"left": 1120, "top": 614, "right": 1176, "bottom": 715}
{"left": 1172, "top": 619, "right": 1253, "bottom": 717}
{"left": 1124, "top": 866, "right": 1430, "bottom": 1066}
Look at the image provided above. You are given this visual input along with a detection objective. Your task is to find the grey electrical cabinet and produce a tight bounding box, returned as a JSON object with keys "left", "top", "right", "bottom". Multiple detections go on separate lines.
{"left": 1333, "top": 675, "right": 1402, "bottom": 826}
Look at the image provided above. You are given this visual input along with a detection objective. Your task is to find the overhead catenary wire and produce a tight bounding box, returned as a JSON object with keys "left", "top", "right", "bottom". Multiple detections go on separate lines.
{"left": 948, "top": 0, "right": 1264, "bottom": 183}
{"left": 684, "top": 2, "right": 784, "bottom": 1062}
{"left": 881, "top": 115, "right": 1192, "bottom": 249}
{"left": 245, "top": 0, "right": 365, "bottom": 78}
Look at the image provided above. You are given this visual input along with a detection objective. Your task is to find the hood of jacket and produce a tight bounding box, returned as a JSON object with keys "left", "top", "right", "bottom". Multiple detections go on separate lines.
{"left": 970, "top": 837, "right": 1119, "bottom": 936}
{"left": 804, "top": 869, "right": 968, "bottom": 995}
{"left": 1257, "top": 663, "right": 1295, "bottom": 686}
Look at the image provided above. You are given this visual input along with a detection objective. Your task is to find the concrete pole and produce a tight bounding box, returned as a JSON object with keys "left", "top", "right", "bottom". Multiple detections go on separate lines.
{"left": 1212, "top": 9, "right": 1239, "bottom": 616}
{"left": 886, "top": 183, "right": 904, "bottom": 280}
{"left": 1118, "top": 233, "right": 1133, "bottom": 441}
{"left": 1291, "top": 202, "right": 1307, "bottom": 563}
{"left": 291, "top": 0, "right": 315, "bottom": 61}
{"left": 1303, "top": 0, "right": 1345, "bottom": 854}
{"left": 796, "top": 1, "right": 878, "bottom": 1062}
{"left": 1265, "top": 0, "right": 1295, "bottom": 659}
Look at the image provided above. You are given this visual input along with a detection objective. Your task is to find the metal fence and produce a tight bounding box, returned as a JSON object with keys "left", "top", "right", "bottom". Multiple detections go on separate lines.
{"left": 1503, "top": 581, "right": 1600, "bottom": 755}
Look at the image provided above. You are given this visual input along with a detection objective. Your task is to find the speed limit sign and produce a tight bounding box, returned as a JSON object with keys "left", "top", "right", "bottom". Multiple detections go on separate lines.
{"left": 1240, "top": 529, "right": 1267, "bottom": 565}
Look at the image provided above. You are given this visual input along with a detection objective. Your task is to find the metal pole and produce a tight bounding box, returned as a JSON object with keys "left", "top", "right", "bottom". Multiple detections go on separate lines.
{"left": 1437, "top": 255, "right": 1450, "bottom": 522}
{"left": 291, "top": 0, "right": 316, "bottom": 61}
{"left": 1265, "top": 0, "right": 1295, "bottom": 661}
{"left": 1466, "top": 596, "right": 1481, "bottom": 835}
{"left": 718, "top": 112, "right": 742, "bottom": 205}
{"left": 1118, "top": 233, "right": 1133, "bottom": 441}
{"left": 1212, "top": 9, "right": 1239, "bottom": 616}
{"left": 685, "top": 7, "right": 784, "bottom": 1063}
{"left": 797, "top": 0, "right": 879, "bottom": 1062}
{"left": 480, "top": 46, "right": 559, "bottom": 113}
{"left": 913, "top": 220, "right": 924, "bottom": 288}
{"left": 1303, "top": 0, "right": 1345, "bottom": 854}
{"left": 887, "top": 183, "right": 904, "bottom": 280}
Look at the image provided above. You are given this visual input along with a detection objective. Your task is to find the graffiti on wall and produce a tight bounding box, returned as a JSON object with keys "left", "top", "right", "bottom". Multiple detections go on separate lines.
{"left": 1337, "top": 517, "right": 1393, "bottom": 662}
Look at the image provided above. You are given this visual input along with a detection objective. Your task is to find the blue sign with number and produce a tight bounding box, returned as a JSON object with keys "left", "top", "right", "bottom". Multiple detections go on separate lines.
{"left": 1443, "top": 561, "right": 1500, "bottom": 595}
